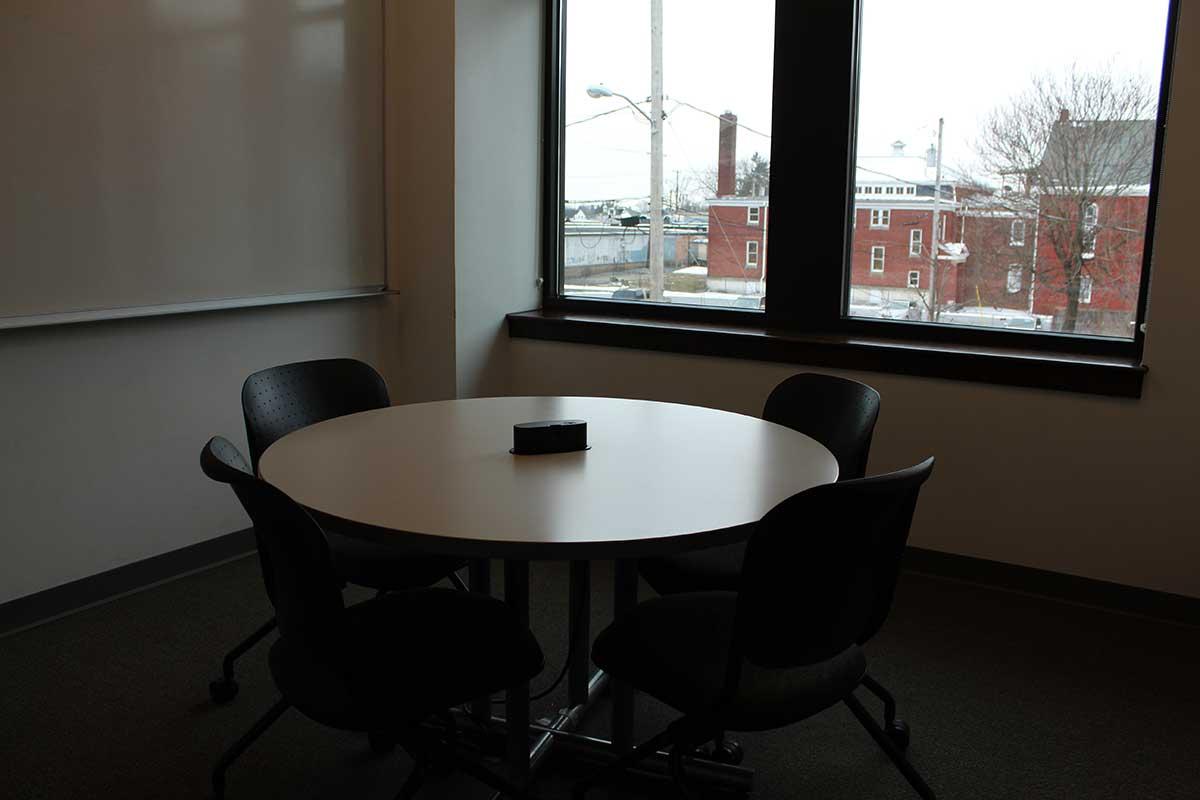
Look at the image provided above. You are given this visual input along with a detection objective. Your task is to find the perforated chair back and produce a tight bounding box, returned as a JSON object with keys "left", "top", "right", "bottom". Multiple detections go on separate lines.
{"left": 734, "top": 458, "right": 934, "bottom": 669}
{"left": 201, "top": 437, "right": 344, "bottom": 642}
{"left": 762, "top": 373, "right": 881, "bottom": 481}
{"left": 241, "top": 359, "right": 390, "bottom": 470}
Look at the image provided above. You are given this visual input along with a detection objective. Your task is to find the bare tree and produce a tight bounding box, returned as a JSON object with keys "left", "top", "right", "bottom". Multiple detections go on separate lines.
{"left": 975, "top": 67, "right": 1156, "bottom": 332}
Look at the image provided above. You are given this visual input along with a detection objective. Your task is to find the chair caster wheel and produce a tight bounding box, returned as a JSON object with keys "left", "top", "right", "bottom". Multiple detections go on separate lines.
{"left": 886, "top": 719, "right": 910, "bottom": 751}
{"left": 368, "top": 732, "right": 396, "bottom": 755}
{"left": 209, "top": 678, "right": 239, "bottom": 704}
{"left": 699, "top": 739, "right": 744, "bottom": 765}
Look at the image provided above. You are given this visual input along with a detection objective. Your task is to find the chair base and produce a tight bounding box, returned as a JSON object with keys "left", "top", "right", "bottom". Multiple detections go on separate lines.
{"left": 209, "top": 616, "right": 277, "bottom": 705}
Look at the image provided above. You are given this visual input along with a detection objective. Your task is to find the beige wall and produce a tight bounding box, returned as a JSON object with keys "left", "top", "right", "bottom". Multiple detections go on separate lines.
{"left": 0, "top": 298, "right": 406, "bottom": 605}
{"left": 501, "top": 2, "right": 1200, "bottom": 598}
{"left": 454, "top": 0, "right": 543, "bottom": 398}
{"left": 385, "top": 2, "right": 458, "bottom": 403}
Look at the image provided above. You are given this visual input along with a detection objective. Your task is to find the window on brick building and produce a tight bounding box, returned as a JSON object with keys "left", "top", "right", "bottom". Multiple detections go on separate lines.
{"left": 746, "top": 240, "right": 760, "bottom": 268}
{"left": 1010, "top": 219, "right": 1026, "bottom": 246}
{"left": 1080, "top": 275, "right": 1094, "bottom": 304}
{"left": 748, "top": 207, "right": 761, "bottom": 225}
{"left": 1007, "top": 266, "right": 1023, "bottom": 293}
{"left": 870, "top": 209, "right": 890, "bottom": 228}
{"left": 907, "top": 270, "right": 920, "bottom": 289}
{"left": 909, "top": 228, "right": 922, "bottom": 256}
{"left": 871, "top": 246, "right": 885, "bottom": 273}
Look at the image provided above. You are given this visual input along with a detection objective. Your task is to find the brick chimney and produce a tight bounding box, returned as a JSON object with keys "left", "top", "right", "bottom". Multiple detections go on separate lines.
{"left": 1059, "top": 108, "right": 1070, "bottom": 123}
{"left": 717, "top": 112, "right": 737, "bottom": 197}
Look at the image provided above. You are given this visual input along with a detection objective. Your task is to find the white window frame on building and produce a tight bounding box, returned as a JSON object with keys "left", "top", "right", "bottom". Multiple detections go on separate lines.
{"left": 1007, "top": 265, "right": 1023, "bottom": 294}
{"left": 746, "top": 240, "right": 760, "bottom": 268}
{"left": 1080, "top": 275, "right": 1094, "bottom": 304}
{"left": 907, "top": 270, "right": 920, "bottom": 289}
{"left": 747, "top": 206, "right": 761, "bottom": 226}
{"left": 1084, "top": 202, "right": 1100, "bottom": 228}
{"left": 871, "top": 246, "right": 885, "bottom": 273}
{"left": 909, "top": 228, "right": 922, "bottom": 257}
{"left": 1010, "top": 219, "right": 1026, "bottom": 246}
{"left": 870, "top": 208, "right": 890, "bottom": 229}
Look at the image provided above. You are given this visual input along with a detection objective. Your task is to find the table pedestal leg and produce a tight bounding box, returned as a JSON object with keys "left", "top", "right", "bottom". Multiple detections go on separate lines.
{"left": 468, "top": 559, "right": 492, "bottom": 724}
{"left": 504, "top": 559, "right": 531, "bottom": 787}
{"left": 568, "top": 560, "right": 591, "bottom": 708}
{"left": 612, "top": 558, "right": 639, "bottom": 752}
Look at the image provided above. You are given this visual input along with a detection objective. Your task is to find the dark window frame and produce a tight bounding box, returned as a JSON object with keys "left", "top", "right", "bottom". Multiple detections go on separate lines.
{"left": 534, "top": 0, "right": 1182, "bottom": 383}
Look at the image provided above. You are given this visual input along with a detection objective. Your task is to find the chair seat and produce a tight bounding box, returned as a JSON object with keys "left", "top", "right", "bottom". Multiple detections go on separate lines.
{"left": 270, "top": 588, "right": 543, "bottom": 731}
{"left": 325, "top": 530, "right": 467, "bottom": 591}
{"left": 592, "top": 592, "right": 866, "bottom": 732}
{"left": 638, "top": 542, "right": 746, "bottom": 595}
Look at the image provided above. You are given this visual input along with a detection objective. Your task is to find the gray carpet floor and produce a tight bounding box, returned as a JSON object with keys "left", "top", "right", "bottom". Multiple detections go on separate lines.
{"left": 2, "top": 557, "right": 1198, "bottom": 799}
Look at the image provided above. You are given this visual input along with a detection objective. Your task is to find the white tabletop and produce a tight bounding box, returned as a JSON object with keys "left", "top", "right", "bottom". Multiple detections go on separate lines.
{"left": 259, "top": 396, "right": 839, "bottom": 559}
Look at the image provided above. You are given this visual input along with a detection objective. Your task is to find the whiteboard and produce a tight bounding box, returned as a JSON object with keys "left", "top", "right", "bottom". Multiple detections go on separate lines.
{"left": 0, "top": 0, "right": 385, "bottom": 325}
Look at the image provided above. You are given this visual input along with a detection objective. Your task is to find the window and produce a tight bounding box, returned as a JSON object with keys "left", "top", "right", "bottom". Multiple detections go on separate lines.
{"left": 540, "top": 0, "right": 1177, "bottom": 393}
{"left": 1007, "top": 266, "right": 1023, "bottom": 293}
{"left": 1080, "top": 275, "right": 1094, "bottom": 304}
{"left": 1010, "top": 219, "right": 1026, "bottom": 246}
{"left": 909, "top": 228, "right": 922, "bottom": 256}
{"left": 1082, "top": 202, "right": 1099, "bottom": 258}
{"left": 907, "top": 270, "right": 920, "bottom": 289}
{"left": 746, "top": 240, "right": 760, "bottom": 268}
{"left": 748, "top": 206, "right": 761, "bottom": 225}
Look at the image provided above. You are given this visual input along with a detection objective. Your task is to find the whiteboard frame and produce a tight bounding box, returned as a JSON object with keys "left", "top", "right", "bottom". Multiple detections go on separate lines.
{"left": 0, "top": 287, "right": 391, "bottom": 331}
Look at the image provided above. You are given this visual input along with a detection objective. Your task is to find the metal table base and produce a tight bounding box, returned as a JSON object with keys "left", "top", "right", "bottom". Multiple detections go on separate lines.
{"left": 465, "top": 558, "right": 755, "bottom": 797}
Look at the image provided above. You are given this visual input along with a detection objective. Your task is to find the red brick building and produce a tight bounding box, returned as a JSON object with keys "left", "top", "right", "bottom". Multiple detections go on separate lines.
{"left": 956, "top": 116, "right": 1153, "bottom": 335}
{"left": 848, "top": 143, "right": 965, "bottom": 313}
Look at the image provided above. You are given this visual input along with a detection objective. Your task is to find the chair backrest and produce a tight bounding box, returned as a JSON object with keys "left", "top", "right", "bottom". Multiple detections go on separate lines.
{"left": 200, "top": 436, "right": 344, "bottom": 641}
{"left": 734, "top": 458, "right": 934, "bottom": 669}
{"left": 761, "top": 373, "right": 881, "bottom": 481}
{"left": 241, "top": 358, "right": 390, "bottom": 470}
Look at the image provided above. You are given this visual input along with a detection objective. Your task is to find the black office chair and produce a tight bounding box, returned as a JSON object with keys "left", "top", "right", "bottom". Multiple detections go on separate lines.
{"left": 637, "top": 374, "right": 898, "bottom": 758}
{"left": 639, "top": 373, "right": 881, "bottom": 596}
{"left": 208, "top": 359, "right": 467, "bottom": 704}
{"left": 201, "top": 437, "right": 544, "bottom": 799}
{"left": 575, "top": 458, "right": 937, "bottom": 800}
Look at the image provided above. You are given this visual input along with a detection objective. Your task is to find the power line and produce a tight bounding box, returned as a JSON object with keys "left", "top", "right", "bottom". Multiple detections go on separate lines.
{"left": 565, "top": 103, "right": 649, "bottom": 128}
{"left": 671, "top": 100, "right": 772, "bottom": 139}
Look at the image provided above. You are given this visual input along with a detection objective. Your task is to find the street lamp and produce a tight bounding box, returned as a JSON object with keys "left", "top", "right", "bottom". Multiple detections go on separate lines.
{"left": 585, "top": 3, "right": 664, "bottom": 301}
{"left": 585, "top": 84, "right": 653, "bottom": 123}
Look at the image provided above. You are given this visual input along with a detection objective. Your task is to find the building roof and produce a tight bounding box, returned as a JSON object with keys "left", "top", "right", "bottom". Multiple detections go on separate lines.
{"left": 856, "top": 155, "right": 940, "bottom": 186}
{"left": 1038, "top": 118, "right": 1155, "bottom": 190}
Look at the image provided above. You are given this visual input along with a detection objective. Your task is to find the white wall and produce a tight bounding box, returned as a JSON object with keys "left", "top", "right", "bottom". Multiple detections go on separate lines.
{"left": 497, "top": 1, "right": 1200, "bottom": 599}
{"left": 454, "top": 0, "right": 543, "bottom": 398}
{"left": 0, "top": 299, "right": 405, "bottom": 604}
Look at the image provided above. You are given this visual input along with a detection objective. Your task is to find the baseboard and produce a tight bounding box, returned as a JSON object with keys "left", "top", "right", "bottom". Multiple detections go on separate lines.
{"left": 3, "top": 535, "right": 1195, "bottom": 638}
{"left": 903, "top": 546, "right": 1200, "bottom": 627}
{"left": 0, "top": 528, "right": 255, "bottom": 638}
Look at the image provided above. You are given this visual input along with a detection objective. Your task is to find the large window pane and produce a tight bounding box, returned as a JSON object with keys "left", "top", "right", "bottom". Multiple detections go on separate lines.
{"left": 561, "top": 0, "right": 774, "bottom": 310}
{"left": 847, "top": 0, "right": 1170, "bottom": 339}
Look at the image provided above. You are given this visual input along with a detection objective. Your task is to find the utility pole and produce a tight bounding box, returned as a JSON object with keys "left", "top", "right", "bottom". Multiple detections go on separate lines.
{"left": 927, "top": 117, "right": 945, "bottom": 322}
{"left": 648, "top": 0, "right": 665, "bottom": 301}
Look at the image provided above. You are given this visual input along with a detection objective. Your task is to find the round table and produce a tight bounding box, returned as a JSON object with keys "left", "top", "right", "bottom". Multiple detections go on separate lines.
{"left": 258, "top": 396, "right": 839, "bottom": 788}
{"left": 259, "top": 395, "right": 838, "bottom": 558}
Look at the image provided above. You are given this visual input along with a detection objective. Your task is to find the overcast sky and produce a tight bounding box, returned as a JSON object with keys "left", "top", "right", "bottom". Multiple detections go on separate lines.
{"left": 563, "top": 0, "right": 1171, "bottom": 204}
